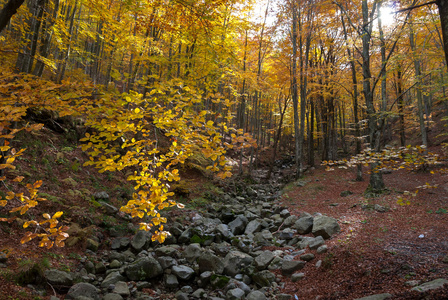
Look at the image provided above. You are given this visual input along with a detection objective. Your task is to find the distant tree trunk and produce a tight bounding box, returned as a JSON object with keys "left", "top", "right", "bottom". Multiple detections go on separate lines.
{"left": 409, "top": 26, "right": 428, "bottom": 147}
{"left": 291, "top": 2, "right": 300, "bottom": 179}
{"left": 0, "top": 0, "right": 25, "bottom": 34}
{"left": 396, "top": 61, "right": 406, "bottom": 147}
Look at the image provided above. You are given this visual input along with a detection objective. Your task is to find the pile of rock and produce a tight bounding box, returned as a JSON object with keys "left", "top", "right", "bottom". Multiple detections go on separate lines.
{"left": 47, "top": 185, "right": 341, "bottom": 300}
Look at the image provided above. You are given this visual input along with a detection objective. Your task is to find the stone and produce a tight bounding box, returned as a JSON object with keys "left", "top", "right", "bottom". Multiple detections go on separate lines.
{"left": 157, "top": 256, "right": 177, "bottom": 270}
{"left": 312, "top": 215, "right": 340, "bottom": 239}
{"left": 442, "top": 254, "right": 448, "bottom": 263}
{"left": 283, "top": 215, "right": 298, "bottom": 227}
{"left": 354, "top": 294, "right": 393, "bottom": 300}
{"left": 125, "top": 257, "right": 163, "bottom": 281}
{"left": 223, "top": 251, "right": 254, "bottom": 277}
{"left": 95, "top": 261, "right": 106, "bottom": 274}
{"left": 277, "top": 294, "right": 293, "bottom": 300}
{"left": 113, "top": 281, "right": 130, "bottom": 297}
{"left": 99, "top": 201, "right": 119, "bottom": 214}
{"left": 226, "top": 288, "right": 245, "bottom": 300}
{"left": 86, "top": 239, "right": 99, "bottom": 252}
{"left": 293, "top": 213, "right": 313, "bottom": 234}
{"left": 165, "top": 274, "right": 179, "bottom": 288}
{"left": 300, "top": 253, "right": 315, "bottom": 262}
{"left": 103, "top": 294, "right": 123, "bottom": 300}
{"left": 66, "top": 283, "right": 100, "bottom": 300}
{"left": 244, "top": 220, "right": 262, "bottom": 235}
{"left": 216, "top": 224, "right": 233, "bottom": 239}
{"left": 252, "top": 270, "right": 276, "bottom": 287}
{"left": 297, "top": 236, "right": 315, "bottom": 249}
{"left": 111, "top": 237, "right": 130, "bottom": 250}
{"left": 101, "top": 271, "right": 126, "bottom": 288}
{"left": 198, "top": 251, "right": 224, "bottom": 274}
{"left": 182, "top": 243, "right": 202, "bottom": 263}
{"left": 374, "top": 204, "right": 389, "bottom": 213}
{"left": 246, "top": 290, "right": 267, "bottom": 300}
{"left": 317, "top": 245, "right": 328, "bottom": 254}
{"left": 411, "top": 278, "right": 448, "bottom": 292}
{"left": 93, "top": 191, "right": 109, "bottom": 200}
{"left": 192, "top": 288, "right": 206, "bottom": 298}
{"left": 254, "top": 251, "right": 275, "bottom": 270}
{"left": 155, "top": 246, "right": 180, "bottom": 258}
{"left": 109, "top": 260, "right": 122, "bottom": 269}
{"left": 277, "top": 228, "right": 295, "bottom": 240}
{"left": 131, "top": 230, "right": 150, "bottom": 252}
{"left": 228, "top": 215, "right": 248, "bottom": 235}
{"left": 291, "top": 272, "right": 305, "bottom": 282}
{"left": 309, "top": 236, "right": 325, "bottom": 249}
{"left": 178, "top": 228, "right": 193, "bottom": 244}
{"left": 44, "top": 269, "right": 74, "bottom": 286}
{"left": 281, "top": 260, "right": 306, "bottom": 275}
{"left": 175, "top": 291, "right": 189, "bottom": 300}
{"left": 172, "top": 265, "right": 195, "bottom": 280}
{"left": 340, "top": 190, "right": 353, "bottom": 197}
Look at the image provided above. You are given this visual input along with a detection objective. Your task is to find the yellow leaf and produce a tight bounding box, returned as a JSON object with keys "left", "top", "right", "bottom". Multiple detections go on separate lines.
{"left": 13, "top": 176, "right": 24, "bottom": 182}
{"left": 135, "top": 108, "right": 141, "bottom": 114}
{"left": 52, "top": 211, "right": 63, "bottom": 219}
{"left": 0, "top": 200, "right": 7, "bottom": 206}
{"left": 43, "top": 213, "right": 51, "bottom": 219}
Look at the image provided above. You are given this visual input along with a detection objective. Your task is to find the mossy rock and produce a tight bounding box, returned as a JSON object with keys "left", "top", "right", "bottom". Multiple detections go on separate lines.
{"left": 211, "top": 274, "right": 230, "bottom": 288}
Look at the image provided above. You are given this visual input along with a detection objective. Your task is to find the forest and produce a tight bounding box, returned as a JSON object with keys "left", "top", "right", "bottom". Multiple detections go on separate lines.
{"left": 1, "top": 0, "right": 448, "bottom": 299}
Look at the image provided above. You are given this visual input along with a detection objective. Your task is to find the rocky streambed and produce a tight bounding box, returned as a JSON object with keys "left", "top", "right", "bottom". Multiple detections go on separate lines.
{"left": 36, "top": 180, "right": 342, "bottom": 300}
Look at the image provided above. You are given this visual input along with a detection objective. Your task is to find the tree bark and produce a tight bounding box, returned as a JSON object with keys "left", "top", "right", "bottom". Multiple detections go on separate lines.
{"left": 0, "top": 0, "right": 25, "bottom": 34}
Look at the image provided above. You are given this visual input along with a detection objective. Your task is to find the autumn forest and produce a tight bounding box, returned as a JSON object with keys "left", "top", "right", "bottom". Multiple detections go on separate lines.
{"left": 0, "top": 0, "right": 448, "bottom": 261}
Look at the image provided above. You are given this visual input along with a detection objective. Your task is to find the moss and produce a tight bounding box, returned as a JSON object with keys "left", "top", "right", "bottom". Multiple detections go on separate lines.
{"left": 211, "top": 274, "right": 230, "bottom": 288}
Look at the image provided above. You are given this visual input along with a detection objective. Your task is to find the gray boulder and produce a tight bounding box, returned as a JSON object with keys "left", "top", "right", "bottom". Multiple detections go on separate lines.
{"left": 354, "top": 294, "right": 393, "bottom": 300}
{"left": 228, "top": 215, "right": 248, "bottom": 235}
{"left": 131, "top": 230, "right": 150, "bottom": 252}
{"left": 198, "top": 251, "right": 225, "bottom": 274}
{"left": 172, "top": 265, "right": 195, "bottom": 280}
{"left": 252, "top": 270, "right": 276, "bottom": 287}
{"left": 66, "top": 283, "right": 100, "bottom": 300}
{"left": 247, "top": 290, "right": 267, "bottom": 300}
{"left": 125, "top": 256, "right": 163, "bottom": 281}
{"left": 226, "top": 288, "right": 245, "bottom": 300}
{"left": 182, "top": 243, "right": 202, "bottom": 263}
{"left": 113, "top": 281, "right": 130, "bottom": 297}
{"left": 44, "top": 269, "right": 74, "bottom": 286}
{"left": 293, "top": 213, "right": 313, "bottom": 234}
{"left": 312, "top": 215, "right": 340, "bottom": 239}
{"left": 101, "top": 271, "right": 126, "bottom": 288}
{"left": 281, "top": 260, "right": 306, "bottom": 275}
{"left": 411, "top": 278, "right": 448, "bottom": 292}
{"left": 254, "top": 251, "right": 275, "bottom": 270}
{"left": 244, "top": 220, "right": 262, "bottom": 235}
{"left": 103, "top": 294, "right": 124, "bottom": 300}
{"left": 223, "top": 251, "right": 254, "bottom": 277}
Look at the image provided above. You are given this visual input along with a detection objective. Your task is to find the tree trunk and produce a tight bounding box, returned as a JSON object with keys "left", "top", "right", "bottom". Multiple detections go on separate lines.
{"left": 0, "top": 0, "right": 25, "bottom": 34}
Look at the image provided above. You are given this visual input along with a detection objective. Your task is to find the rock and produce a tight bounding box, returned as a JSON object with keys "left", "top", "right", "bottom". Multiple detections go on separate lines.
{"left": 192, "top": 288, "right": 206, "bottom": 298}
{"left": 244, "top": 220, "right": 262, "bottom": 235}
{"left": 178, "top": 228, "right": 193, "bottom": 244}
{"left": 155, "top": 246, "right": 180, "bottom": 258}
{"left": 228, "top": 215, "right": 248, "bottom": 235}
{"left": 254, "top": 251, "right": 275, "bottom": 270}
{"left": 442, "top": 254, "right": 448, "bottom": 263}
{"left": 283, "top": 215, "right": 298, "bottom": 227}
{"left": 182, "top": 244, "right": 202, "bottom": 263}
{"left": 99, "top": 201, "right": 119, "bottom": 214}
{"left": 281, "top": 260, "right": 306, "bottom": 275}
{"left": 312, "top": 215, "right": 340, "bottom": 239}
{"left": 291, "top": 272, "right": 305, "bottom": 282}
{"left": 131, "top": 230, "right": 150, "bottom": 252}
{"left": 66, "top": 283, "right": 100, "bottom": 300}
{"left": 157, "top": 256, "right": 177, "bottom": 269}
{"left": 411, "top": 278, "right": 448, "bottom": 292}
{"left": 113, "top": 281, "right": 130, "bottom": 297}
{"left": 86, "top": 239, "right": 100, "bottom": 252}
{"left": 216, "top": 224, "right": 234, "bottom": 239}
{"left": 277, "top": 228, "right": 295, "bottom": 240}
{"left": 95, "top": 261, "right": 106, "bottom": 274}
{"left": 226, "top": 288, "right": 245, "bottom": 300}
{"left": 252, "top": 270, "right": 276, "bottom": 287}
{"left": 317, "top": 245, "right": 328, "bottom": 254}
{"left": 165, "top": 274, "right": 179, "bottom": 288}
{"left": 277, "top": 294, "right": 293, "bottom": 300}
{"left": 44, "top": 269, "right": 74, "bottom": 286}
{"left": 223, "top": 251, "right": 254, "bottom": 277}
{"left": 125, "top": 257, "right": 163, "bottom": 281}
{"left": 198, "top": 251, "right": 225, "bottom": 274}
{"left": 101, "top": 271, "right": 126, "bottom": 288}
{"left": 109, "top": 260, "right": 122, "bottom": 269}
{"left": 309, "top": 236, "right": 325, "bottom": 249}
{"left": 175, "top": 291, "right": 189, "bottom": 300}
{"left": 297, "top": 237, "right": 315, "bottom": 249}
{"left": 93, "top": 191, "right": 109, "bottom": 200}
{"left": 246, "top": 290, "right": 267, "bottom": 300}
{"left": 103, "top": 294, "right": 124, "bottom": 300}
{"left": 111, "top": 237, "right": 130, "bottom": 250}
{"left": 354, "top": 293, "right": 393, "bottom": 300}
{"left": 404, "top": 280, "right": 420, "bottom": 287}
{"left": 172, "top": 265, "right": 195, "bottom": 280}
{"left": 300, "top": 253, "right": 315, "bottom": 262}
{"left": 293, "top": 213, "right": 313, "bottom": 234}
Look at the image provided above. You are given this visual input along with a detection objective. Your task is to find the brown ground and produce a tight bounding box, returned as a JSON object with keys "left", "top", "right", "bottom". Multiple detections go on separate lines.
{"left": 279, "top": 165, "right": 448, "bottom": 299}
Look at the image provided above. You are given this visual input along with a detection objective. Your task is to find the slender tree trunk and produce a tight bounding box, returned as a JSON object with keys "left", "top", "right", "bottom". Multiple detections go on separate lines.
{"left": 0, "top": 0, "right": 26, "bottom": 34}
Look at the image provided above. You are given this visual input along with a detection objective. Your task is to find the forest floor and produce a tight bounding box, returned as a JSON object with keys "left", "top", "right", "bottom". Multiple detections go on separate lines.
{"left": 279, "top": 164, "right": 448, "bottom": 299}
{"left": 1, "top": 126, "right": 448, "bottom": 299}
